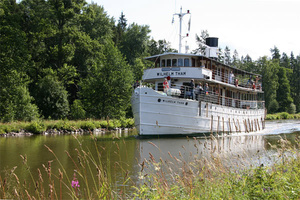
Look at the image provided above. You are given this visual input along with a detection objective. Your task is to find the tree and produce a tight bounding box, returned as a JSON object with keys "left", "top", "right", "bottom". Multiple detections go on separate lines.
{"left": 33, "top": 69, "right": 70, "bottom": 119}
{"left": 193, "top": 30, "right": 209, "bottom": 55}
{"left": 232, "top": 49, "right": 241, "bottom": 68}
{"left": 270, "top": 46, "right": 281, "bottom": 60}
{"left": 257, "top": 57, "right": 279, "bottom": 111}
{"left": 0, "top": 0, "right": 39, "bottom": 122}
{"left": 80, "top": 40, "right": 134, "bottom": 119}
{"left": 0, "top": 71, "right": 40, "bottom": 122}
{"left": 291, "top": 55, "right": 300, "bottom": 112}
{"left": 119, "top": 23, "right": 151, "bottom": 65}
{"left": 147, "top": 39, "right": 176, "bottom": 55}
{"left": 224, "top": 46, "right": 231, "bottom": 65}
{"left": 240, "top": 55, "right": 257, "bottom": 73}
{"left": 276, "top": 67, "right": 293, "bottom": 112}
{"left": 113, "top": 12, "right": 127, "bottom": 47}
{"left": 280, "top": 52, "right": 291, "bottom": 69}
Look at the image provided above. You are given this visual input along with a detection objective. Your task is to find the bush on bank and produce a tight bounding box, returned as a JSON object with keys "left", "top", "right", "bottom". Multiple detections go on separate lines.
{"left": 266, "top": 112, "right": 300, "bottom": 120}
{"left": 0, "top": 119, "right": 135, "bottom": 135}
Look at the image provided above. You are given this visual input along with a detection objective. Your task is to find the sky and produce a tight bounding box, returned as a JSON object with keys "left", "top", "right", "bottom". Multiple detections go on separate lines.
{"left": 88, "top": 0, "right": 300, "bottom": 60}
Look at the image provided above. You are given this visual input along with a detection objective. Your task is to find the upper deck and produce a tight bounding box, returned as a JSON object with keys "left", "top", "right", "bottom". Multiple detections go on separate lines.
{"left": 144, "top": 53, "right": 263, "bottom": 93}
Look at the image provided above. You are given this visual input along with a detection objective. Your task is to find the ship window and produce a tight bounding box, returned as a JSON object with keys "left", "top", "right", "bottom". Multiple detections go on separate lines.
{"left": 161, "top": 59, "right": 166, "bottom": 67}
{"left": 167, "top": 59, "right": 171, "bottom": 66}
{"left": 217, "top": 68, "right": 221, "bottom": 76}
{"left": 172, "top": 59, "right": 177, "bottom": 66}
{"left": 157, "top": 83, "right": 163, "bottom": 91}
{"left": 178, "top": 59, "right": 183, "bottom": 66}
{"left": 184, "top": 58, "right": 190, "bottom": 66}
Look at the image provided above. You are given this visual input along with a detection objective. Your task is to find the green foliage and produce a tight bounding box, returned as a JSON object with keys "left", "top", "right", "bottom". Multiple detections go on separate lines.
{"left": 80, "top": 39, "right": 133, "bottom": 119}
{"left": 119, "top": 23, "right": 151, "bottom": 65}
{"left": 80, "top": 121, "right": 96, "bottom": 131}
{"left": 70, "top": 100, "right": 86, "bottom": 120}
{"left": 287, "top": 103, "right": 296, "bottom": 114}
{"left": 268, "top": 99, "right": 279, "bottom": 114}
{"left": 33, "top": 69, "right": 70, "bottom": 119}
{"left": 0, "top": 71, "right": 40, "bottom": 122}
{"left": 266, "top": 112, "right": 300, "bottom": 120}
{"left": 25, "top": 121, "right": 46, "bottom": 134}
{"left": 257, "top": 57, "right": 279, "bottom": 110}
{"left": 277, "top": 67, "right": 293, "bottom": 112}
{"left": 280, "top": 112, "right": 290, "bottom": 119}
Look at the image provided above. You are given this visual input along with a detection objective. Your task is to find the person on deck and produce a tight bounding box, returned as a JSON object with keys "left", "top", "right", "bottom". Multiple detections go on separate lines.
{"left": 163, "top": 78, "right": 169, "bottom": 93}
{"left": 190, "top": 79, "right": 195, "bottom": 100}
{"left": 229, "top": 71, "right": 234, "bottom": 84}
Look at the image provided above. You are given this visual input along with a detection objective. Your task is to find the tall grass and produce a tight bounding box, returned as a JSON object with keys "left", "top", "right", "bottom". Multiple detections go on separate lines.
{"left": 0, "top": 133, "right": 133, "bottom": 199}
{"left": 0, "top": 134, "right": 299, "bottom": 199}
{"left": 133, "top": 136, "right": 300, "bottom": 199}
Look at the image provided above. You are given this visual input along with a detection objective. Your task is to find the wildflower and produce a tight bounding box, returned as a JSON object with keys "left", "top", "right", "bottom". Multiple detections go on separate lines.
{"left": 72, "top": 180, "right": 80, "bottom": 188}
{"left": 71, "top": 173, "right": 80, "bottom": 188}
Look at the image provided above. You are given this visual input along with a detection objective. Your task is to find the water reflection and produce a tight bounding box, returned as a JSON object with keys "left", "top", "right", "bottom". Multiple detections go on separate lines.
{"left": 0, "top": 120, "right": 299, "bottom": 198}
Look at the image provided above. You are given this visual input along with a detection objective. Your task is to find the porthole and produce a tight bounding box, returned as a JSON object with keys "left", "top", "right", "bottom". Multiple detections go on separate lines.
{"left": 158, "top": 98, "right": 161, "bottom": 102}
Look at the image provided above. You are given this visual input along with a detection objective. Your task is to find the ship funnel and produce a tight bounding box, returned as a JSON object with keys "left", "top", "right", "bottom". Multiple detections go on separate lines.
{"left": 206, "top": 37, "right": 218, "bottom": 47}
{"left": 205, "top": 37, "right": 219, "bottom": 59}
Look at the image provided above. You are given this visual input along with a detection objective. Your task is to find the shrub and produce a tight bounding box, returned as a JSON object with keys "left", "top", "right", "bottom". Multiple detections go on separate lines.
{"left": 126, "top": 118, "right": 135, "bottom": 128}
{"left": 92, "top": 121, "right": 102, "bottom": 129}
{"left": 99, "top": 120, "right": 108, "bottom": 129}
{"left": 25, "top": 121, "right": 46, "bottom": 134}
{"left": 287, "top": 103, "right": 296, "bottom": 114}
{"left": 80, "top": 121, "right": 96, "bottom": 131}
{"left": 112, "top": 119, "right": 121, "bottom": 129}
{"left": 280, "top": 112, "right": 289, "bottom": 119}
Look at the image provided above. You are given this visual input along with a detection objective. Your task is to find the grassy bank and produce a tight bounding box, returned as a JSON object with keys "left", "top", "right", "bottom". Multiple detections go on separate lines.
{"left": 266, "top": 112, "right": 300, "bottom": 120}
{"left": 0, "top": 119, "right": 135, "bottom": 135}
{"left": 1, "top": 112, "right": 299, "bottom": 135}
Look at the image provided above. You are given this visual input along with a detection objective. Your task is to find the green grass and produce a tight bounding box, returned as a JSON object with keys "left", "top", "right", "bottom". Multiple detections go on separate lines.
{"left": 0, "top": 119, "right": 135, "bottom": 135}
{"left": 266, "top": 112, "right": 300, "bottom": 120}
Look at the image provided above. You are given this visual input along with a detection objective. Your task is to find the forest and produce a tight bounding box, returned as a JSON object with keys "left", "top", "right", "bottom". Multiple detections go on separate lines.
{"left": 1, "top": 0, "right": 300, "bottom": 122}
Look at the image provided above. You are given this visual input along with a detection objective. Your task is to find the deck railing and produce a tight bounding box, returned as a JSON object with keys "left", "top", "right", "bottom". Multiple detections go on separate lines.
{"left": 179, "top": 86, "right": 265, "bottom": 109}
{"left": 210, "top": 68, "right": 263, "bottom": 91}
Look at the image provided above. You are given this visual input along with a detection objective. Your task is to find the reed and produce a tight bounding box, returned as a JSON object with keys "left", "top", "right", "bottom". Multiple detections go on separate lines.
{"left": 0, "top": 132, "right": 133, "bottom": 199}
{"left": 133, "top": 136, "right": 300, "bottom": 199}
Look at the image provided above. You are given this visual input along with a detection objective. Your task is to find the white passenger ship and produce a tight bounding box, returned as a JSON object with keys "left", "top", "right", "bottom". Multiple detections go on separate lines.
{"left": 131, "top": 8, "right": 266, "bottom": 136}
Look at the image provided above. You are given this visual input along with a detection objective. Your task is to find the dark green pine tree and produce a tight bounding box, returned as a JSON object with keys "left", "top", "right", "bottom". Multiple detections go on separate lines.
{"left": 276, "top": 67, "right": 293, "bottom": 112}
{"left": 113, "top": 12, "right": 127, "bottom": 47}
{"left": 270, "top": 46, "right": 281, "bottom": 60}
{"left": 257, "top": 57, "right": 279, "bottom": 113}
{"left": 291, "top": 54, "right": 300, "bottom": 112}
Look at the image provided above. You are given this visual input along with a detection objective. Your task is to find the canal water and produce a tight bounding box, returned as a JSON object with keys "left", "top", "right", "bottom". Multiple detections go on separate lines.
{"left": 0, "top": 120, "right": 299, "bottom": 198}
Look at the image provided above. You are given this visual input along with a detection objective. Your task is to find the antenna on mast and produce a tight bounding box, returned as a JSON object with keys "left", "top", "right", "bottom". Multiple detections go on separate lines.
{"left": 173, "top": 7, "right": 191, "bottom": 53}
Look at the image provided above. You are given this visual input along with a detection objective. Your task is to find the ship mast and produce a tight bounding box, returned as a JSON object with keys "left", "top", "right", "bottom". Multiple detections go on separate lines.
{"left": 173, "top": 7, "right": 190, "bottom": 53}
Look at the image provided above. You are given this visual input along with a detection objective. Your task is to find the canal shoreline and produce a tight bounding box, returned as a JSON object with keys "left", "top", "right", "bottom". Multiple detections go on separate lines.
{"left": 0, "top": 119, "right": 135, "bottom": 137}
{"left": 0, "top": 112, "right": 299, "bottom": 137}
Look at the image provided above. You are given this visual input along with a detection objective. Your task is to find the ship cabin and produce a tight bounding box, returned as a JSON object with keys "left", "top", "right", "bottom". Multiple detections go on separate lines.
{"left": 142, "top": 52, "right": 265, "bottom": 110}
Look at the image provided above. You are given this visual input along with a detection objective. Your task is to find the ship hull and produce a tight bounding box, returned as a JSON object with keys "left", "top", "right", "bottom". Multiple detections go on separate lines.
{"left": 131, "top": 87, "right": 265, "bottom": 136}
